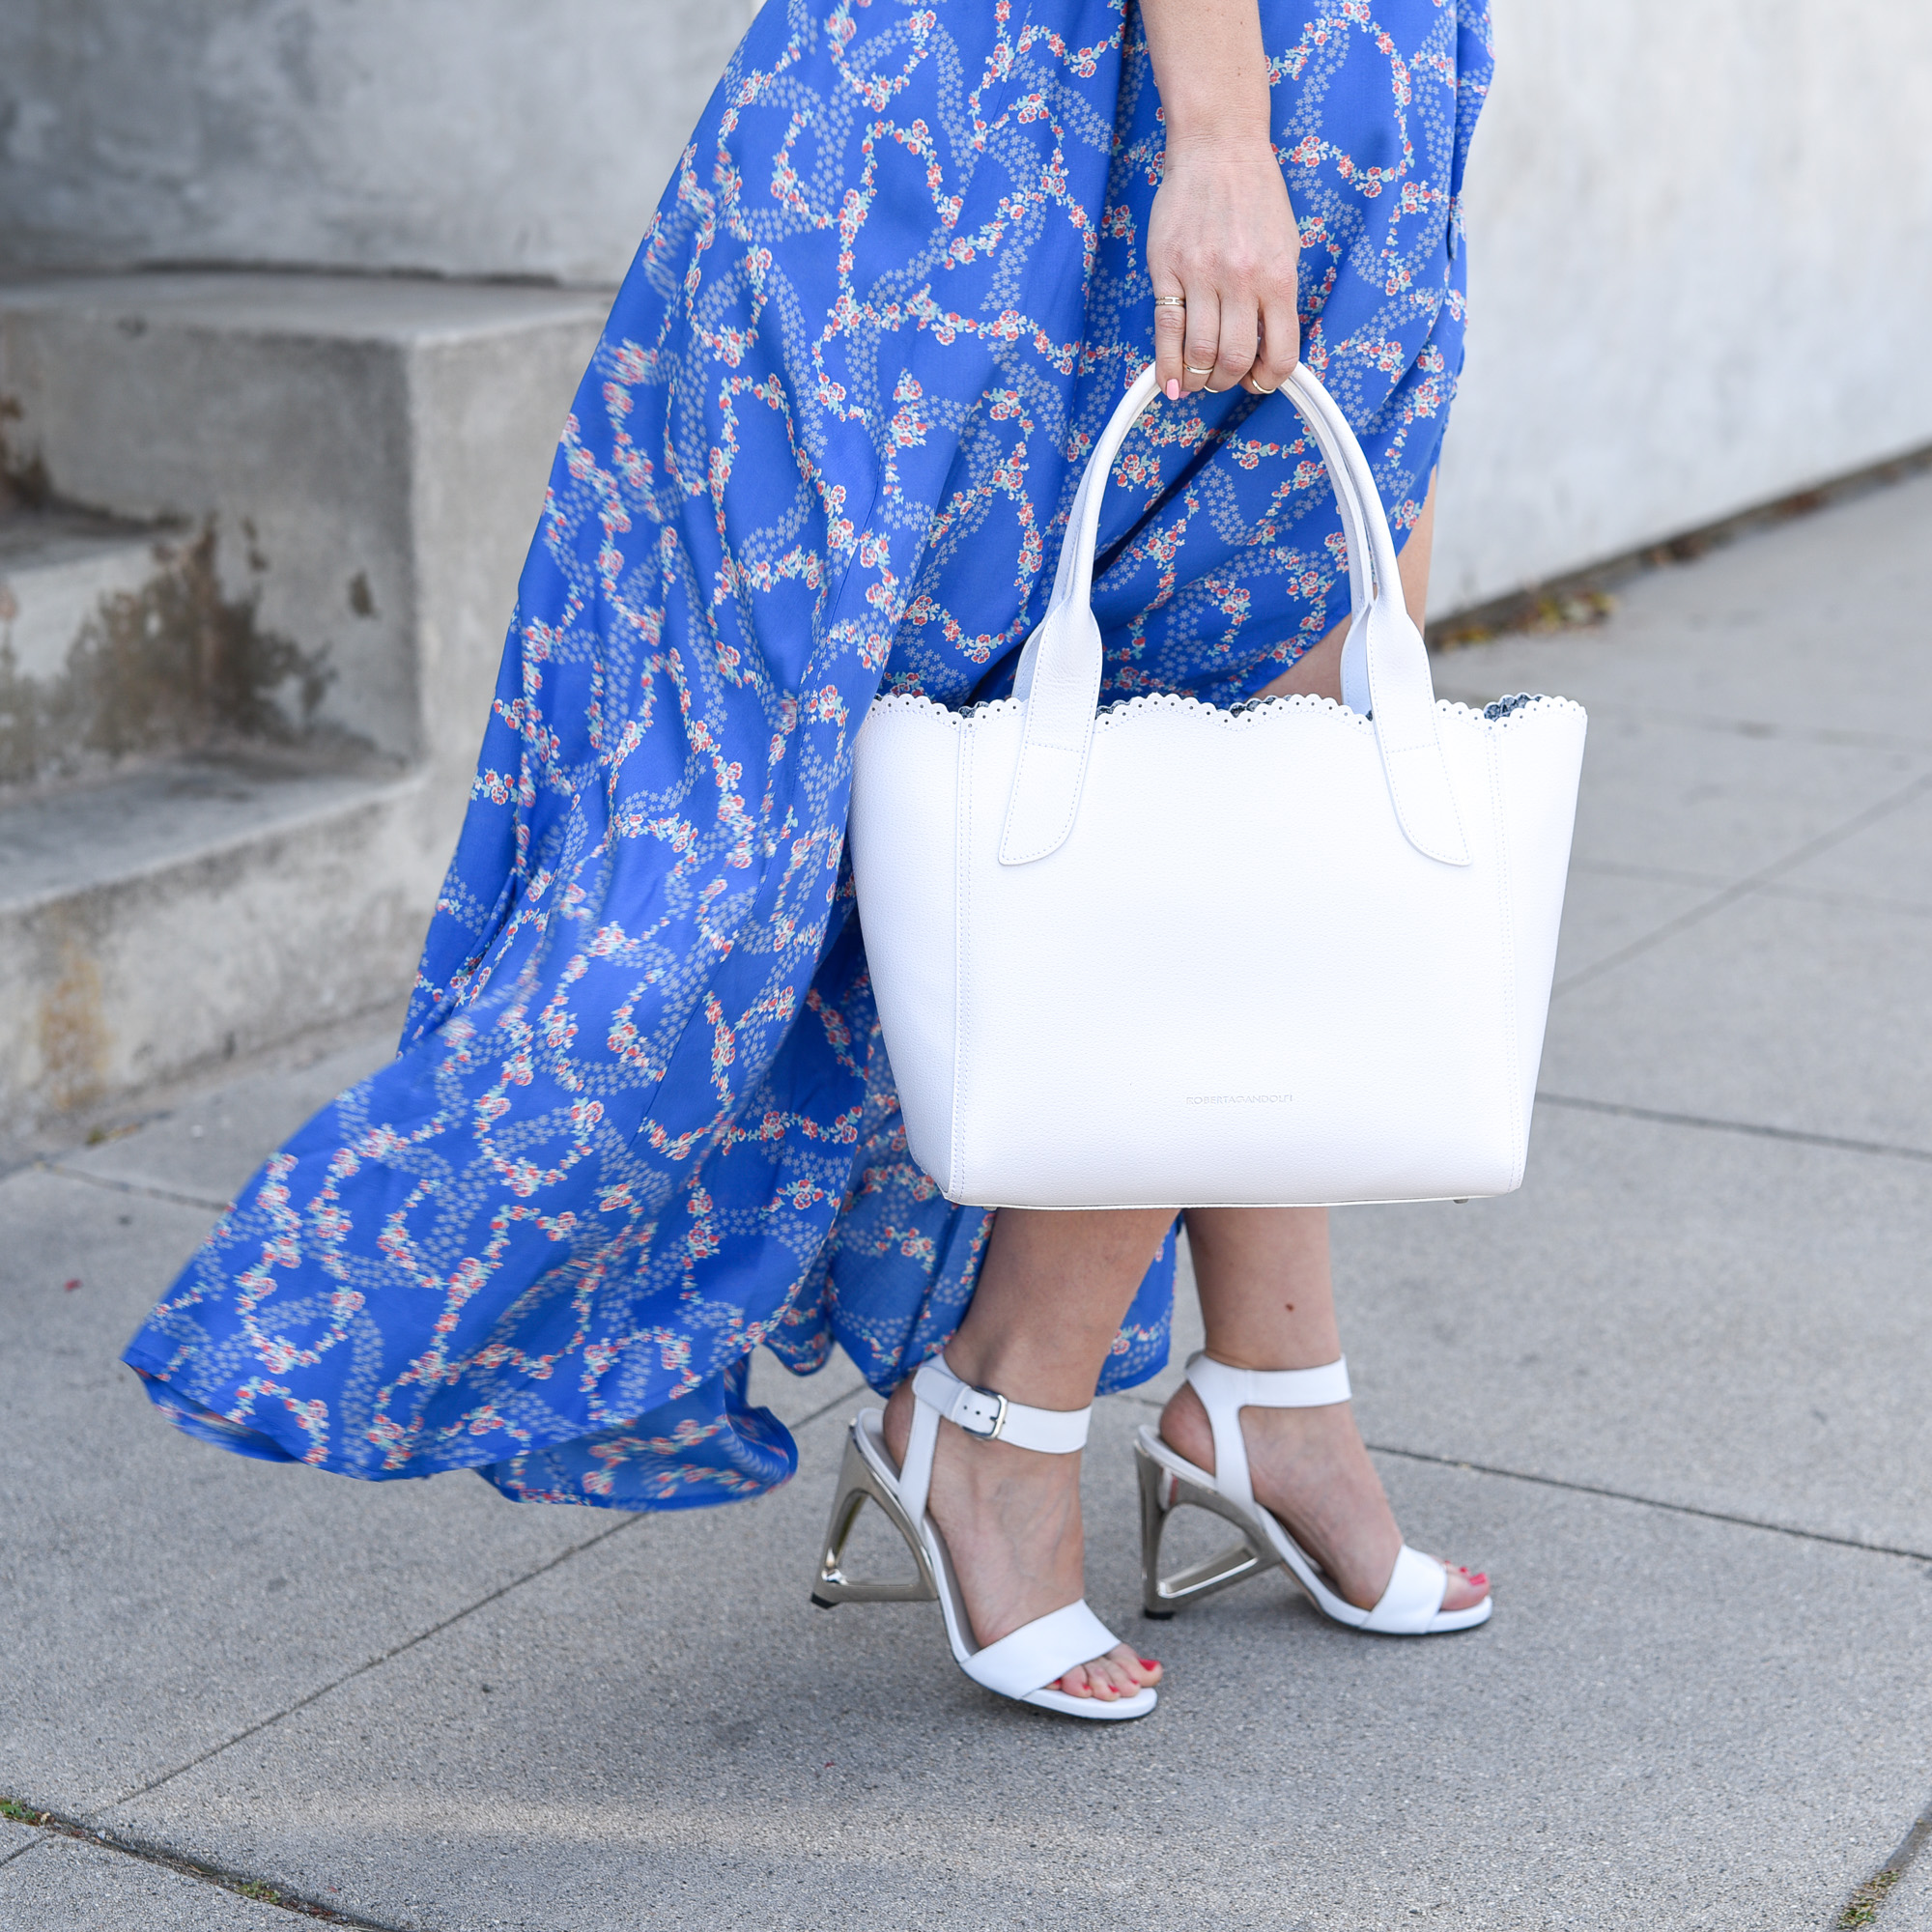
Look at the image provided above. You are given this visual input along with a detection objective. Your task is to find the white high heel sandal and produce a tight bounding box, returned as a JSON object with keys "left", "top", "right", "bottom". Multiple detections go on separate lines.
{"left": 1136, "top": 1352, "right": 1492, "bottom": 1634}
{"left": 811, "top": 1354, "right": 1157, "bottom": 1720}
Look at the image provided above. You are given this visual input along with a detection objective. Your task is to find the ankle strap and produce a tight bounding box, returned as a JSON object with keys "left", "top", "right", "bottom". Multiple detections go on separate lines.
{"left": 1180, "top": 1352, "right": 1350, "bottom": 1516}
{"left": 898, "top": 1353, "right": 1093, "bottom": 1527}
{"left": 914, "top": 1355, "right": 1092, "bottom": 1454}
{"left": 1184, "top": 1352, "right": 1350, "bottom": 1411}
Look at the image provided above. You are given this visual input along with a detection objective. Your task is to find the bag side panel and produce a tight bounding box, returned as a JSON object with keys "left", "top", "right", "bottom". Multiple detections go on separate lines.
{"left": 1494, "top": 703, "right": 1588, "bottom": 1161}
{"left": 848, "top": 705, "right": 964, "bottom": 1195}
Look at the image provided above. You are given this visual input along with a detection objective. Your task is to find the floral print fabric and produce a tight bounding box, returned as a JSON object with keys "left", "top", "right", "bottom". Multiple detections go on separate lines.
{"left": 125, "top": 0, "right": 1492, "bottom": 1509}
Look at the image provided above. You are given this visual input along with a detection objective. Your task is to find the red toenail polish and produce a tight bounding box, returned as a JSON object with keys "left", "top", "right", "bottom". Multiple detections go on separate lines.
{"left": 1140, "top": 1659, "right": 1159, "bottom": 1670}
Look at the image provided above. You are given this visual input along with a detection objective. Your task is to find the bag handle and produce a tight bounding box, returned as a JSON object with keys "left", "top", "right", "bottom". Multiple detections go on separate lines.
{"left": 998, "top": 363, "right": 1470, "bottom": 868}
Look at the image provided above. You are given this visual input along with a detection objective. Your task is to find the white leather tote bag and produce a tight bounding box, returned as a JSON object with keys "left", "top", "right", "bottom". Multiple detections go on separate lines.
{"left": 848, "top": 362, "right": 1586, "bottom": 1208}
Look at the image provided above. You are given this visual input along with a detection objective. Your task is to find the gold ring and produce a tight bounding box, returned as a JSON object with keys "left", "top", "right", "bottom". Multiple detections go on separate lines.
{"left": 1252, "top": 382, "right": 1278, "bottom": 394}
{"left": 1184, "top": 362, "right": 1214, "bottom": 375}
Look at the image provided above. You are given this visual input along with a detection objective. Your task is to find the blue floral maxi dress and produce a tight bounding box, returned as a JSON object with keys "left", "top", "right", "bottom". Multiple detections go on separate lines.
{"left": 124, "top": 0, "right": 1492, "bottom": 1510}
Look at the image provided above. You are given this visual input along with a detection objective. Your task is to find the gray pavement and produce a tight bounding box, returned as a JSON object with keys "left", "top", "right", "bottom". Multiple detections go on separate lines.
{"left": 4, "top": 470, "right": 1931, "bottom": 1928}
{"left": 0, "top": 1835, "right": 295, "bottom": 1930}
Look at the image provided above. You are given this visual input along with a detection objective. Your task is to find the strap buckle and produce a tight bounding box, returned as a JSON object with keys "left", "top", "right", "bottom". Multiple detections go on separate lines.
{"left": 951, "top": 1382, "right": 1009, "bottom": 1441}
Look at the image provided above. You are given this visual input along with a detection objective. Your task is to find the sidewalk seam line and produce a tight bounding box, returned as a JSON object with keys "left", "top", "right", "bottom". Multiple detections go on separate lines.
{"left": 0, "top": 1799, "right": 399, "bottom": 1926}
{"left": 1360, "top": 1442, "right": 1932, "bottom": 1563}
{"left": 1121, "top": 1397, "right": 1932, "bottom": 1562}
{"left": 40, "top": 1369, "right": 867, "bottom": 1908}
{"left": 1570, "top": 859, "right": 1932, "bottom": 919}
{"left": 96, "top": 1514, "right": 642, "bottom": 1819}
{"left": 1833, "top": 1793, "right": 1932, "bottom": 1928}
{"left": 1552, "top": 766, "right": 1932, "bottom": 997}
{"left": 34, "top": 1159, "right": 232, "bottom": 1214}
{"left": 1534, "top": 1093, "right": 1932, "bottom": 1165}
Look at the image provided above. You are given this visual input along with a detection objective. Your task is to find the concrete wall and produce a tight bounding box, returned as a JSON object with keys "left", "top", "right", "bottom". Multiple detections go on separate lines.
{"left": 0, "top": 0, "right": 759, "bottom": 286}
{"left": 1434, "top": 0, "right": 1932, "bottom": 610}
{"left": 4, "top": 0, "right": 1929, "bottom": 608}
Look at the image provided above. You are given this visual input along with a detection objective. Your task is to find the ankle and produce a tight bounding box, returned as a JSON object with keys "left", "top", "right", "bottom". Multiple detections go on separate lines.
{"left": 1195, "top": 1342, "right": 1345, "bottom": 1375}
{"left": 930, "top": 1338, "right": 1100, "bottom": 1415}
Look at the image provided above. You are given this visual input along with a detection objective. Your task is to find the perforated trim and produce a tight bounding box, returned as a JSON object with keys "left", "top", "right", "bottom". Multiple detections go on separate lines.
{"left": 1456, "top": 693, "right": 1586, "bottom": 729}
{"left": 1092, "top": 690, "right": 1372, "bottom": 734}
{"left": 867, "top": 693, "right": 1003, "bottom": 730}
{"left": 865, "top": 688, "right": 1584, "bottom": 733}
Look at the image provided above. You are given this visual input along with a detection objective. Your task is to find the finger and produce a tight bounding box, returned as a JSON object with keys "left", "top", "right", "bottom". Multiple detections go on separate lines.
{"left": 1181, "top": 287, "right": 1221, "bottom": 395}
{"left": 1152, "top": 285, "right": 1188, "bottom": 400}
{"left": 1245, "top": 270, "right": 1301, "bottom": 396}
{"left": 1211, "top": 287, "right": 1259, "bottom": 395}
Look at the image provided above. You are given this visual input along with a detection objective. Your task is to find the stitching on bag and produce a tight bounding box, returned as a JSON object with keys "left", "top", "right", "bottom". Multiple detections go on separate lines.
{"left": 1380, "top": 737, "right": 1468, "bottom": 863}
{"left": 1439, "top": 728, "right": 1473, "bottom": 862}
{"left": 1000, "top": 739, "right": 1041, "bottom": 863}
{"left": 1488, "top": 726, "right": 1524, "bottom": 1189}
{"left": 1049, "top": 736, "right": 1089, "bottom": 852}
{"left": 1002, "top": 736, "right": 1088, "bottom": 864}
{"left": 1398, "top": 708, "right": 1473, "bottom": 862}
{"left": 1003, "top": 739, "right": 1043, "bottom": 860}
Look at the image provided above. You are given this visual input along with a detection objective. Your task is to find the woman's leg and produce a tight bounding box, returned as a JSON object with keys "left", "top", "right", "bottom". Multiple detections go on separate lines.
{"left": 1161, "top": 1208, "right": 1489, "bottom": 1611}
{"left": 883, "top": 1205, "right": 1173, "bottom": 1700}
{"left": 1160, "top": 464, "right": 1484, "bottom": 1613}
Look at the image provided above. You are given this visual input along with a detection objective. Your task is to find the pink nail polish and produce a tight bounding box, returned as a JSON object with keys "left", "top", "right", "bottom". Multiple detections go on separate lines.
{"left": 1164, "top": 378, "right": 1179, "bottom": 401}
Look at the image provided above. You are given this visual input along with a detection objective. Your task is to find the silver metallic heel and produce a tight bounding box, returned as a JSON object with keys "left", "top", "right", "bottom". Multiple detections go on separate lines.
{"left": 1135, "top": 1354, "right": 1493, "bottom": 1635}
{"left": 806, "top": 1360, "right": 1157, "bottom": 1719}
{"left": 810, "top": 1421, "right": 939, "bottom": 1608}
{"left": 1136, "top": 1434, "right": 1266, "bottom": 1619}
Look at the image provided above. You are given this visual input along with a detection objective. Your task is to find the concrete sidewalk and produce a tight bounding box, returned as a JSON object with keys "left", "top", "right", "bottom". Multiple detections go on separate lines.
{"left": 4, "top": 471, "right": 1930, "bottom": 1931}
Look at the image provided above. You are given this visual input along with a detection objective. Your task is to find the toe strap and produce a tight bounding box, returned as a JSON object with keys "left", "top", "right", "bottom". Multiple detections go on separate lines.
{"left": 961, "top": 1600, "right": 1122, "bottom": 1699}
{"left": 1360, "top": 1545, "right": 1449, "bottom": 1634}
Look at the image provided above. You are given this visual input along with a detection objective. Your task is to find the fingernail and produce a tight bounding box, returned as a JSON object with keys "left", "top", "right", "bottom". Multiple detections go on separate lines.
{"left": 1164, "top": 378, "right": 1179, "bottom": 401}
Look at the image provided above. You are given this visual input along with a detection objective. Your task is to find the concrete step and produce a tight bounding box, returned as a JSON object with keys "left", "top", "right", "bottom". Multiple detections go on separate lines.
{"left": 0, "top": 272, "right": 609, "bottom": 773}
{"left": 0, "top": 508, "right": 162, "bottom": 681}
{"left": 0, "top": 506, "right": 241, "bottom": 789}
{"left": 0, "top": 270, "right": 609, "bottom": 1127}
{"left": 0, "top": 754, "right": 438, "bottom": 1135}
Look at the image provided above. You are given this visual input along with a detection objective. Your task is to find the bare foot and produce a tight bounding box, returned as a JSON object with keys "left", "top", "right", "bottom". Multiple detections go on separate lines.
{"left": 883, "top": 1379, "right": 1161, "bottom": 1702}
{"left": 1157, "top": 1379, "right": 1489, "bottom": 1615}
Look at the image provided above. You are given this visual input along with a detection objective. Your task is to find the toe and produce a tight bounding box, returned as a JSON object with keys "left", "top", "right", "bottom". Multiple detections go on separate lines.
{"left": 1065, "top": 1646, "right": 1153, "bottom": 1700}
{"left": 1439, "top": 1562, "right": 1491, "bottom": 1613}
{"left": 1055, "top": 1644, "right": 1161, "bottom": 1701}
{"left": 1059, "top": 1654, "right": 1133, "bottom": 1699}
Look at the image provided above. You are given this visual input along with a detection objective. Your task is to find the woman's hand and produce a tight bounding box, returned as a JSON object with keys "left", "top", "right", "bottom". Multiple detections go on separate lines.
{"left": 1139, "top": 0, "right": 1299, "bottom": 399}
